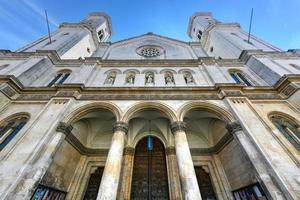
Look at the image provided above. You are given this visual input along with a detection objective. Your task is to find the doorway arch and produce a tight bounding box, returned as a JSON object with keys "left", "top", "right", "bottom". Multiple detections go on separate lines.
{"left": 131, "top": 136, "right": 169, "bottom": 200}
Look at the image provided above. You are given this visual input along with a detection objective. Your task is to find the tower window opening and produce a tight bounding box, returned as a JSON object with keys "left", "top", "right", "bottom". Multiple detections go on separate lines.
{"left": 98, "top": 30, "right": 104, "bottom": 41}
{"left": 197, "top": 30, "right": 203, "bottom": 40}
{"left": 210, "top": 47, "right": 214, "bottom": 53}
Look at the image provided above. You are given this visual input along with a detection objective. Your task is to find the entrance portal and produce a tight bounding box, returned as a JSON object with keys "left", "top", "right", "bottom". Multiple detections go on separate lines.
{"left": 131, "top": 136, "right": 169, "bottom": 200}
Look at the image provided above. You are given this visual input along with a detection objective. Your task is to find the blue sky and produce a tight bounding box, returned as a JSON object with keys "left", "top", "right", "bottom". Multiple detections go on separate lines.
{"left": 0, "top": 0, "right": 299, "bottom": 51}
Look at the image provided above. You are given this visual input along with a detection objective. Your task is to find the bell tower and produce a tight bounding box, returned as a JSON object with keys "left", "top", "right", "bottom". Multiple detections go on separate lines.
{"left": 188, "top": 12, "right": 281, "bottom": 59}
{"left": 17, "top": 12, "right": 112, "bottom": 59}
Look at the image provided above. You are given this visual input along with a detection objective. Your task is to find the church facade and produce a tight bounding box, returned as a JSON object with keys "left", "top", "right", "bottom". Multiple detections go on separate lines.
{"left": 0, "top": 12, "right": 299, "bottom": 200}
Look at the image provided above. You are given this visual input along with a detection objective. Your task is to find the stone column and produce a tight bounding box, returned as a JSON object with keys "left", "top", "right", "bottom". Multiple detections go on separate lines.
{"left": 226, "top": 121, "right": 285, "bottom": 200}
{"left": 170, "top": 122, "right": 202, "bottom": 200}
{"left": 97, "top": 121, "right": 128, "bottom": 200}
{"left": 118, "top": 147, "right": 135, "bottom": 200}
{"left": 166, "top": 146, "right": 183, "bottom": 200}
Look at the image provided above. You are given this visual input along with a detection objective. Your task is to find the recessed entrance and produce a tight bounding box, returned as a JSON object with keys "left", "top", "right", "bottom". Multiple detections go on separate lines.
{"left": 131, "top": 136, "right": 169, "bottom": 200}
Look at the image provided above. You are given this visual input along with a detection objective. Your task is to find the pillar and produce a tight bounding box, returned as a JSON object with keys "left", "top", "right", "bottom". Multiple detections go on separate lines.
{"left": 166, "top": 146, "right": 183, "bottom": 200}
{"left": 117, "top": 147, "right": 135, "bottom": 200}
{"left": 226, "top": 121, "right": 286, "bottom": 200}
{"left": 97, "top": 121, "right": 128, "bottom": 200}
{"left": 170, "top": 121, "right": 202, "bottom": 200}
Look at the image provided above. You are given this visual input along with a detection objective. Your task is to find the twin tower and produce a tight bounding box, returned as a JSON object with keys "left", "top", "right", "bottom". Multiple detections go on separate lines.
{"left": 16, "top": 12, "right": 281, "bottom": 60}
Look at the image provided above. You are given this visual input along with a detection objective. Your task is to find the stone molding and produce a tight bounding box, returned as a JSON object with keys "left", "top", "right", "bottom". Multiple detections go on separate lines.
{"left": 113, "top": 121, "right": 129, "bottom": 134}
{"left": 226, "top": 121, "right": 243, "bottom": 134}
{"left": 123, "top": 147, "right": 135, "bottom": 156}
{"left": 56, "top": 122, "right": 73, "bottom": 135}
{"left": 166, "top": 146, "right": 176, "bottom": 155}
{"left": 170, "top": 121, "right": 187, "bottom": 134}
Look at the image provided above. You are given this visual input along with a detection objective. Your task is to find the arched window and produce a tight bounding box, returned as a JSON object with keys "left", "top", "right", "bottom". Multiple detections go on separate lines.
{"left": 183, "top": 71, "right": 194, "bottom": 84}
{"left": 105, "top": 71, "right": 117, "bottom": 85}
{"left": 47, "top": 71, "right": 71, "bottom": 87}
{"left": 164, "top": 72, "right": 175, "bottom": 85}
{"left": 145, "top": 71, "right": 155, "bottom": 85}
{"left": 125, "top": 72, "right": 136, "bottom": 85}
{"left": 0, "top": 115, "right": 29, "bottom": 151}
{"left": 270, "top": 115, "right": 300, "bottom": 150}
{"left": 230, "top": 71, "right": 253, "bottom": 86}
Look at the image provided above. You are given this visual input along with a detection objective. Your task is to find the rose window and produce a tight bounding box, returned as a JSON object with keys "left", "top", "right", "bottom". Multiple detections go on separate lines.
{"left": 137, "top": 45, "right": 163, "bottom": 58}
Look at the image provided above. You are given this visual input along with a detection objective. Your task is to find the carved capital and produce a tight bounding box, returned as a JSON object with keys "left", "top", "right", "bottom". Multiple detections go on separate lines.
{"left": 113, "top": 121, "right": 129, "bottom": 134}
{"left": 56, "top": 122, "right": 73, "bottom": 136}
{"left": 226, "top": 121, "right": 243, "bottom": 134}
{"left": 123, "top": 147, "right": 135, "bottom": 156}
{"left": 166, "top": 146, "right": 176, "bottom": 155}
{"left": 170, "top": 121, "right": 186, "bottom": 134}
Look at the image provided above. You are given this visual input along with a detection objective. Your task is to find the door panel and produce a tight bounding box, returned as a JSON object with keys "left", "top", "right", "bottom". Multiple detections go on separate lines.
{"left": 131, "top": 137, "right": 169, "bottom": 200}
{"left": 195, "top": 166, "right": 217, "bottom": 200}
{"left": 83, "top": 167, "right": 104, "bottom": 200}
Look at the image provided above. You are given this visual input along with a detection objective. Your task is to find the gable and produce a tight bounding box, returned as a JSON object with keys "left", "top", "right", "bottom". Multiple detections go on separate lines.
{"left": 97, "top": 33, "right": 206, "bottom": 59}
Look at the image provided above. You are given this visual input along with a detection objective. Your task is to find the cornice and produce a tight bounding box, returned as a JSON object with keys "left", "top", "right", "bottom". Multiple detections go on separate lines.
{"left": 1, "top": 75, "right": 299, "bottom": 101}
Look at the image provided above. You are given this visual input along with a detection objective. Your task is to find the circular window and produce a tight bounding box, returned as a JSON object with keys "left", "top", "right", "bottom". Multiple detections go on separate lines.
{"left": 137, "top": 45, "right": 163, "bottom": 58}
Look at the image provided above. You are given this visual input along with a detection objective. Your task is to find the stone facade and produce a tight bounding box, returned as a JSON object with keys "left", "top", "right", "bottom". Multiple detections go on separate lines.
{"left": 0, "top": 12, "right": 299, "bottom": 200}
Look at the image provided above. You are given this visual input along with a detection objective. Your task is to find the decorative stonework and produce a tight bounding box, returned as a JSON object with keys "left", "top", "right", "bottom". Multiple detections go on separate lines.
{"left": 56, "top": 122, "right": 73, "bottom": 135}
{"left": 281, "top": 83, "right": 297, "bottom": 97}
{"left": 170, "top": 121, "right": 187, "bottom": 134}
{"left": 123, "top": 147, "right": 135, "bottom": 156}
{"left": 136, "top": 45, "right": 163, "bottom": 58}
{"left": 113, "top": 121, "right": 129, "bottom": 134}
{"left": 166, "top": 146, "right": 176, "bottom": 155}
{"left": 226, "top": 121, "right": 243, "bottom": 134}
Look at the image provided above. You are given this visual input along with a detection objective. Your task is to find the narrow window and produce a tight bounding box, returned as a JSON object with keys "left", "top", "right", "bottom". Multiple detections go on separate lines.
{"left": 98, "top": 30, "right": 104, "bottom": 41}
{"left": 47, "top": 71, "right": 70, "bottom": 87}
{"left": 0, "top": 116, "right": 29, "bottom": 151}
{"left": 271, "top": 115, "right": 300, "bottom": 151}
{"left": 230, "top": 71, "right": 252, "bottom": 86}
{"left": 197, "top": 30, "right": 203, "bottom": 40}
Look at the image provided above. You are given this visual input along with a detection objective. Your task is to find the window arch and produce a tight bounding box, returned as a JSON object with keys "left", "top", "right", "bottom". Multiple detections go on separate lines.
{"left": 125, "top": 71, "right": 136, "bottom": 85}
{"left": 145, "top": 71, "right": 155, "bottom": 85}
{"left": 0, "top": 114, "right": 29, "bottom": 151}
{"left": 47, "top": 70, "right": 71, "bottom": 87}
{"left": 183, "top": 71, "right": 194, "bottom": 84}
{"left": 229, "top": 71, "right": 253, "bottom": 86}
{"left": 164, "top": 71, "right": 175, "bottom": 85}
{"left": 105, "top": 71, "right": 117, "bottom": 85}
{"left": 270, "top": 114, "right": 300, "bottom": 150}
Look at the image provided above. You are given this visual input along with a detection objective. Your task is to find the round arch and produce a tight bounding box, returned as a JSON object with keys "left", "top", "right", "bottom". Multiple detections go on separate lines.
{"left": 62, "top": 102, "right": 122, "bottom": 124}
{"left": 132, "top": 131, "right": 168, "bottom": 149}
{"left": 268, "top": 111, "right": 300, "bottom": 125}
{"left": 178, "top": 101, "right": 235, "bottom": 123}
{"left": 0, "top": 112, "right": 30, "bottom": 124}
{"left": 121, "top": 101, "right": 178, "bottom": 123}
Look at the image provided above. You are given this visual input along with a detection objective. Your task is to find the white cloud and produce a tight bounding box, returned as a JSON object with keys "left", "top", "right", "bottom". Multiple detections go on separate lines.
{"left": 20, "top": 0, "right": 59, "bottom": 27}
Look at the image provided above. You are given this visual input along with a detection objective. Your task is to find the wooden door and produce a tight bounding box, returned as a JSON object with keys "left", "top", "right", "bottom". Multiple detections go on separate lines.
{"left": 83, "top": 167, "right": 104, "bottom": 200}
{"left": 195, "top": 166, "right": 217, "bottom": 200}
{"left": 131, "top": 136, "right": 169, "bottom": 200}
